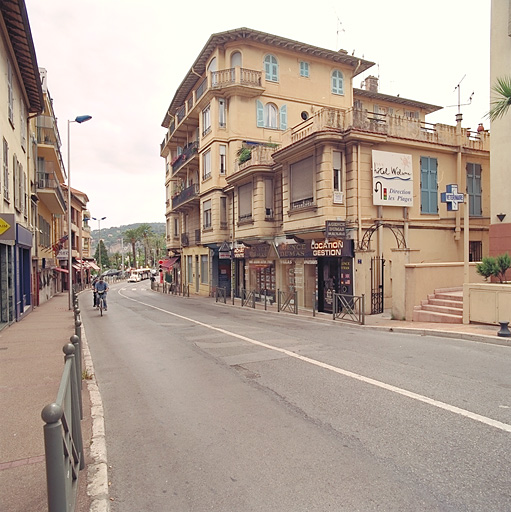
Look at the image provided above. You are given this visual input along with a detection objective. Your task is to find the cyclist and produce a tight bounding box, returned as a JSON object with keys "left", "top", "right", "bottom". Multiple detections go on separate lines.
{"left": 92, "top": 275, "right": 99, "bottom": 307}
{"left": 94, "top": 276, "right": 109, "bottom": 311}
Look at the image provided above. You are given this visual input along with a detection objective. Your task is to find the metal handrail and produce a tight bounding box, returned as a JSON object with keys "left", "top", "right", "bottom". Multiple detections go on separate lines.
{"left": 240, "top": 288, "right": 256, "bottom": 308}
{"left": 41, "top": 343, "right": 84, "bottom": 512}
{"left": 215, "top": 287, "right": 227, "bottom": 304}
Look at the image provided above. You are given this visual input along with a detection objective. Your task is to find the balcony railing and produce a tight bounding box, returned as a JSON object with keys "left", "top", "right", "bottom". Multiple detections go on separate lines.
{"left": 171, "top": 141, "right": 199, "bottom": 175}
{"left": 172, "top": 183, "right": 199, "bottom": 209}
{"left": 281, "top": 107, "right": 490, "bottom": 151}
{"left": 36, "top": 171, "right": 66, "bottom": 210}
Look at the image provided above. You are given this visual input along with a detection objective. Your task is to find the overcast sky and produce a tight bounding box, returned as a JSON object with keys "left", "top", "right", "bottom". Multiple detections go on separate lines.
{"left": 25, "top": 0, "right": 491, "bottom": 230}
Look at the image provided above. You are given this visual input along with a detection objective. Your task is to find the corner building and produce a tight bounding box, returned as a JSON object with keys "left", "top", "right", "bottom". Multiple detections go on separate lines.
{"left": 160, "top": 28, "right": 490, "bottom": 318}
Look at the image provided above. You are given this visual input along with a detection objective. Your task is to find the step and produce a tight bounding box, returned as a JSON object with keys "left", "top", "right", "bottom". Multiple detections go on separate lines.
{"left": 421, "top": 304, "right": 464, "bottom": 316}
{"left": 412, "top": 309, "right": 463, "bottom": 324}
{"left": 428, "top": 298, "right": 463, "bottom": 309}
{"left": 434, "top": 292, "right": 463, "bottom": 302}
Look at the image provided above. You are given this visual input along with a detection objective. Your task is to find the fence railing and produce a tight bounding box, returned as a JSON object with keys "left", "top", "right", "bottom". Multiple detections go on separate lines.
{"left": 333, "top": 293, "right": 365, "bottom": 324}
{"left": 41, "top": 290, "right": 84, "bottom": 512}
{"left": 277, "top": 290, "right": 298, "bottom": 314}
{"left": 215, "top": 287, "right": 227, "bottom": 304}
{"left": 240, "top": 288, "right": 256, "bottom": 308}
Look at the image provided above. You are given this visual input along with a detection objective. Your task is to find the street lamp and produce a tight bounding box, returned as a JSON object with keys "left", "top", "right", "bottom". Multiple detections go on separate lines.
{"left": 67, "top": 114, "right": 92, "bottom": 310}
{"left": 92, "top": 216, "right": 107, "bottom": 274}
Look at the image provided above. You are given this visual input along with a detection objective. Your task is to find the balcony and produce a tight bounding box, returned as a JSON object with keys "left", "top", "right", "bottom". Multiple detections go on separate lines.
{"left": 281, "top": 107, "right": 490, "bottom": 152}
{"left": 36, "top": 171, "right": 66, "bottom": 214}
{"left": 171, "top": 141, "right": 199, "bottom": 176}
{"left": 227, "top": 144, "right": 277, "bottom": 185}
{"left": 161, "top": 67, "right": 264, "bottom": 156}
{"left": 172, "top": 183, "right": 199, "bottom": 210}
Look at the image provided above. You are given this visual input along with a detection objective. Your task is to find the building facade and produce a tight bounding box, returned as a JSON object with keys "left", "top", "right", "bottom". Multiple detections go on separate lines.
{"left": 489, "top": 0, "right": 511, "bottom": 256}
{"left": 160, "top": 28, "right": 490, "bottom": 316}
{"left": 0, "top": 1, "right": 43, "bottom": 328}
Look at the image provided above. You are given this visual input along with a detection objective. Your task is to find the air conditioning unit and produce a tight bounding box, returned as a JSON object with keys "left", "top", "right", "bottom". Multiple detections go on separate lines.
{"left": 333, "top": 191, "right": 344, "bottom": 204}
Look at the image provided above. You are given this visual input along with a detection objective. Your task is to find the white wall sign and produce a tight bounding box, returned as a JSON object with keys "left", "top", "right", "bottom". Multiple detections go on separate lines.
{"left": 372, "top": 150, "right": 413, "bottom": 207}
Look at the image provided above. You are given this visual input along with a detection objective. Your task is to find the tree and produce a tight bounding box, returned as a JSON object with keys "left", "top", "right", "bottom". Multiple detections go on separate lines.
{"left": 476, "top": 253, "right": 511, "bottom": 283}
{"left": 137, "top": 224, "right": 153, "bottom": 267}
{"left": 123, "top": 228, "right": 140, "bottom": 269}
{"left": 94, "top": 240, "right": 111, "bottom": 269}
{"left": 488, "top": 76, "right": 511, "bottom": 122}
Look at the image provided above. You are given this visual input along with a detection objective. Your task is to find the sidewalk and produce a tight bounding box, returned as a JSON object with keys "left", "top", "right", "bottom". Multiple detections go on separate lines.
{"left": 0, "top": 293, "right": 93, "bottom": 512}
{"left": 0, "top": 291, "right": 509, "bottom": 512}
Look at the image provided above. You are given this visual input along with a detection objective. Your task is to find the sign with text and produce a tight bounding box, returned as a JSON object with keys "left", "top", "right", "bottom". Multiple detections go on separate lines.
{"left": 325, "top": 220, "right": 346, "bottom": 239}
{"left": 372, "top": 150, "right": 413, "bottom": 207}
{"left": 277, "top": 239, "right": 354, "bottom": 258}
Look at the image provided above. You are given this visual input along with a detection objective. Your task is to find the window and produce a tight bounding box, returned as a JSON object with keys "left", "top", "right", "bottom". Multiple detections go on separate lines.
{"left": 238, "top": 182, "right": 253, "bottom": 221}
{"left": 200, "top": 254, "right": 209, "bottom": 284}
{"left": 7, "top": 60, "right": 13, "bottom": 124}
{"left": 354, "top": 99, "right": 363, "bottom": 110}
{"left": 207, "top": 57, "right": 217, "bottom": 86}
{"left": 187, "top": 255, "right": 193, "bottom": 284}
{"left": 3, "top": 138, "right": 9, "bottom": 201}
{"left": 265, "top": 179, "right": 274, "bottom": 218}
{"left": 290, "top": 156, "right": 314, "bottom": 209}
{"left": 219, "top": 145, "right": 226, "bottom": 174}
{"left": 203, "top": 199, "right": 212, "bottom": 229}
{"left": 173, "top": 217, "right": 179, "bottom": 238}
{"left": 265, "top": 103, "right": 278, "bottom": 129}
{"left": 20, "top": 101, "right": 26, "bottom": 150}
{"left": 299, "top": 61, "right": 309, "bottom": 77}
{"left": 202, "top": 105, "right": 211, "bottom": 137}
{"left": 231, "top": 51, "right": 242, "bottom": 67}
{"left": 469, "top": 241, "right": 482, "bottom": 262}
{"left": 466, "top": 163, "right": 482, "bottom": 216}
{"left": 405, "top": 110, "right": 419, "bottom": 119}
{"left": 13, "top": 155, "right": 19, "bottom": 211}
{"left": 264, "top": 54, "right": 278, "bottom": 82}
{"left": 219, "top": 98, "right": 226, "bottom": 128}
{"left": 202, "top": 150, "right": 211, "bottom": 180}
{"left": 333, "top": 151, "right": 342, "bottom": 191}
{"left": 256, "top": 101, "right": 287, "bottom": 129}
{"left": 420, "top": 156, "right": 438, "bottom": 214}
{"left": 220, "top": 196, "right": 227, "bottom": 228}
{"left": 331, "top": 70, "right": 344, "bottom": 95}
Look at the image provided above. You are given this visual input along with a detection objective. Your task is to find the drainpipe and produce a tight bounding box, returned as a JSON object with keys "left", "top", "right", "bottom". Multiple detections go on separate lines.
{"left": 357, "top": 144, "right": 362, "bottom": 245}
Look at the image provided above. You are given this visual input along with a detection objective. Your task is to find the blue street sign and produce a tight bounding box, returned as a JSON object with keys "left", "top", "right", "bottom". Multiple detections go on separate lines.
{"left": 440, "top": 184, "right": 465, "bottom": 211}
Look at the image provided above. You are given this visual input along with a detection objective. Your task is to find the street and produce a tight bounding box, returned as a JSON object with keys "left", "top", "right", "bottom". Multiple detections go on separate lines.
{"left": 80, "top": 281, "right": 511, "bottom": 512}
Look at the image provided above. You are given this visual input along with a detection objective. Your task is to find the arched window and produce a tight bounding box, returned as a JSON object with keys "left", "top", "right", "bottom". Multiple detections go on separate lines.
{"left": 208, "top": 57, "right": 217, "bottom": 86}
{"left": 264, "top": 54, "right": 278, "bottom": 82}
{"left": 265, "top": 103, "right": 278, "bottom": 128}
{"left": 331, "top": 70, "right": 344, "bottom": 95}
{"left": 230, "top": 51, "right": 242, "bottom": 67}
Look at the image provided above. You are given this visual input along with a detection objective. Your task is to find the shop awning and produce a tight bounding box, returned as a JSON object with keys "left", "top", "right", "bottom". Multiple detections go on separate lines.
{"left": 72, "top": 263, "right": 81, "bottom": 271}
{"left": 54, "top": 267, "right": 68, "bottom": 273}
{"left": 161, "top": 257, "right": 179, "bottom": 270}
{"left": 88, "top": 261, "right": 100, "bottom": 271}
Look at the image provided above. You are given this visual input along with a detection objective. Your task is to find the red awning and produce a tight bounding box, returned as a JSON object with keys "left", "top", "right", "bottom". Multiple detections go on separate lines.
{"left": 161, "top": 257, "right": 179, "bottom": 269}
{"left": 88, "top": 261, "right": 100, "bottom": 271}
{"left": 72, "top": 264, "right": 81, "bottom": 271}
{"left": 54, "top": 267, "right": 69, "bottom": 274}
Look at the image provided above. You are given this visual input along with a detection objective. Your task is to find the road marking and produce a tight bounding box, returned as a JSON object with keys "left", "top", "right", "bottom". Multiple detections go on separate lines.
{"left": 118, "top": 290, "right": 511, "bottom": 434}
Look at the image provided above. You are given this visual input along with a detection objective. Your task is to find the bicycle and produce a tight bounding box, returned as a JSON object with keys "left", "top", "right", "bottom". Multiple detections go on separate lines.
{"left": 97, "top": 290, "right": 106, "bottom": 316}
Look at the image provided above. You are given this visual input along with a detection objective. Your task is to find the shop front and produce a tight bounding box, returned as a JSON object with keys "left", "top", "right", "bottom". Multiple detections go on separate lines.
{"left": 276, "top": 238, "right": 354, "bottom": 313}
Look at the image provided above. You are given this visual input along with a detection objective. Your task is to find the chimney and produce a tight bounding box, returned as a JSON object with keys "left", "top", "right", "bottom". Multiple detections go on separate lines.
{"left": 365, "top": 75, "right": 378, "bottom": 93}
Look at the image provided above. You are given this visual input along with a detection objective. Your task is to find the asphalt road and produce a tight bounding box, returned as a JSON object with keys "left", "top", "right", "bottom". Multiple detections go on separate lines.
{"left": 81, "top": 281, "right": 511, "bottom": 512}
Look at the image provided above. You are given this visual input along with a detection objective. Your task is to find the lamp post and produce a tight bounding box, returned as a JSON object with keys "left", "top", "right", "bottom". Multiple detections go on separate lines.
{"left": 92, "top": 216, "right": 107, "bottom": 274}
{"left": 67, "top": 114, "right": 92, "bottom": 310}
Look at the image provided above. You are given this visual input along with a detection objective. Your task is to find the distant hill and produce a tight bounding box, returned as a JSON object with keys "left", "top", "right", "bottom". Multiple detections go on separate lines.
{"left": 91, "top": 223, "right": 165, "bottom": 252}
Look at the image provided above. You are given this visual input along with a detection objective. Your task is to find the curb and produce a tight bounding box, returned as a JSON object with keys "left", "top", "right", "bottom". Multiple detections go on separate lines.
{"left": 82, "top": 328, "right": 110, "bottom": 512}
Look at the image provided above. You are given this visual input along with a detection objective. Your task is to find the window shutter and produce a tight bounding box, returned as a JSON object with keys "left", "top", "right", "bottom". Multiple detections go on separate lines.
{"left": 280, "top": 104, "right": 287, "bottom": 130}
{"left": 238, "top": 182, "right": 253, "bottom": 218}
{"left": 291, "top": 156, "right": 314, "bottom": 203}
{"left": 256, "top": 100, "right": 264, "bottom": 127}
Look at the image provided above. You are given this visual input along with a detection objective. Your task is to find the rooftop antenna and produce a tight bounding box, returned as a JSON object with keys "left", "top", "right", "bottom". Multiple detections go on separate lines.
{"left": 446, "top": 75, "right": 474, "bottom": 122}
{"left": 336, "top": 16, "right": 345, "bottom": 49}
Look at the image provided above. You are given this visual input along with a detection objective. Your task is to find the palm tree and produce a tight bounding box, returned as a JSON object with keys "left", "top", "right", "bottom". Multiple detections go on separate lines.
{"left": 137, "top": 224, "right": 153, "bottom": 267}
{"left": 488, "top": 76, "right": 511, "bottom": 122}
{"left": 123, "top": 228, "right": 140, "bottom": 269}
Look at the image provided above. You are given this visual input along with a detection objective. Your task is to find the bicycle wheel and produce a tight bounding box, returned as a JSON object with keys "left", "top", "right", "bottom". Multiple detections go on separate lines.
{"left": 99, "top": 298, "right": 103, "bottom": 316}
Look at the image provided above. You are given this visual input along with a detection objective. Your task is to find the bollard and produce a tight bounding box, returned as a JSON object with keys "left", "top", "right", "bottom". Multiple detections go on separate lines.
{"left": 42, "top": 403, "right": 67, "bottom": 512}
{"left": 498, "top": 321, "right": 511, "bottom": 337}
{"left": 70, "top": 334, "right": 83, "bottom": 419}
